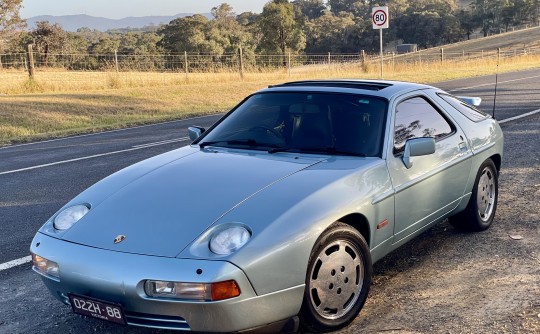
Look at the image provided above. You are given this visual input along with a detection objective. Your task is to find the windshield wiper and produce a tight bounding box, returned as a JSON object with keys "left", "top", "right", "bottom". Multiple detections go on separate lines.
{"left": 199, "top": 139, "right": 279, "bottom": 149}
{"left": 269, "top": 146, "right": 366, "bottom": 157}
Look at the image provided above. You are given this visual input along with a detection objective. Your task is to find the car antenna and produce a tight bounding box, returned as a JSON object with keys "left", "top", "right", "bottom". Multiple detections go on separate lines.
{"left": 492, "top": 48, "right": 500, "bottom": 119}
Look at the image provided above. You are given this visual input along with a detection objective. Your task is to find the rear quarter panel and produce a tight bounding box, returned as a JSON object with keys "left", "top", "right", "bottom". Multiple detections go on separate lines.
{"left": 459, "top": 117, "right": 504, "bottom": 205}
{"left": 426, "top": 89, "right": 504, "bottom": 211}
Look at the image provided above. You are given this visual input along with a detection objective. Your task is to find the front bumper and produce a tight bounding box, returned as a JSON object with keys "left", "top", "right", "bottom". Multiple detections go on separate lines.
{"left": 30, "top": 232, "right": 304, "bottom": 332}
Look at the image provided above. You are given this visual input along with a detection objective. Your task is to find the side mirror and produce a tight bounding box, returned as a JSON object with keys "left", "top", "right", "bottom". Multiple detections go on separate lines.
{"left": 402, "top": 137, "right": 436, "bottom": 169}
{"left": 188, "top": 126, "right": 205, "bottom": 142}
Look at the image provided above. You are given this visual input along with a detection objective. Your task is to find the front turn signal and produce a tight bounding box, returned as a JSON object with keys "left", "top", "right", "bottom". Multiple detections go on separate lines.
{"left": 211, "top": 280, "right": 241, "bottom": 301}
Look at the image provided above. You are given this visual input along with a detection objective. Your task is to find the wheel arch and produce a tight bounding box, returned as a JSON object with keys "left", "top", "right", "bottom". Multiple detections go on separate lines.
{"left": 489, "top": 154, "right": 502, "bottom": 174}
{"left": 336, "top": 213, "right": 371, "bottom": 247}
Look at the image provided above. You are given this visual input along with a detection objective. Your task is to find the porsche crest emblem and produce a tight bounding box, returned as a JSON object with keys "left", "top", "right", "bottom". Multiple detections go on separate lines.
{"left": 114, "top": 235, "right": 126, "bottom": 244}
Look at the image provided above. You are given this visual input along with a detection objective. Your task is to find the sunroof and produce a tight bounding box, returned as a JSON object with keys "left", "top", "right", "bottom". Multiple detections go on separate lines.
{"left": 270, "top": 81, "right": 393, "bottom": 91}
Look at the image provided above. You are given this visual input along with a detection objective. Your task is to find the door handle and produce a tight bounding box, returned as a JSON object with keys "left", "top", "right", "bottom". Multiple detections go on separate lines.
{"left": 458, "top": 142, "right": 468, "bottom": 151}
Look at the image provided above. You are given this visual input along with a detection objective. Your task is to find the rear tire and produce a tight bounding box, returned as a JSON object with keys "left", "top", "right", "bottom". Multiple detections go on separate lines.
{"left": 451, "top": 159, "right": 498, "bottom": 231}
{"left": 300, "top": 222, "right": 372, "bottom": 332}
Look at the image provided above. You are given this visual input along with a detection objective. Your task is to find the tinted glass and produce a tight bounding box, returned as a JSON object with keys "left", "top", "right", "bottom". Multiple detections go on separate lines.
{"left": 200, "top": 92, "right": 388, "bottom": 157}
{"left": 394, "top": 96, "right": 454, "bottom": 154}
{"left": 438, "top": 93, "right": 489, "bottom": 122}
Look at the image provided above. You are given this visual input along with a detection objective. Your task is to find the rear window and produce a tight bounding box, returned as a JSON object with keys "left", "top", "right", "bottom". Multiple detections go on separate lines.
{"left": 438, "top": 93, "right": 489, "bottom": 122}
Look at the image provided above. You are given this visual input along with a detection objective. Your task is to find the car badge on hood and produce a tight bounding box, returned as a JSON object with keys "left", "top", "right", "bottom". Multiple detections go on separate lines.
{"left": 114, "top": 235, "right": 126, "bottom": 244}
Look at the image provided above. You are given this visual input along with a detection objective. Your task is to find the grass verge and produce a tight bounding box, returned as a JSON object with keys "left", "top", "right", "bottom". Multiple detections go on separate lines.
{"left": 0, "top": 54, "right": 539, "bottom": 146}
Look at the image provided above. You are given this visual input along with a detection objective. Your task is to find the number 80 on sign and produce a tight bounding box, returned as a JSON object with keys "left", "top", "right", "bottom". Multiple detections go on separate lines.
{"left": 372, "top": 6, "right": 389, "bottom": 29}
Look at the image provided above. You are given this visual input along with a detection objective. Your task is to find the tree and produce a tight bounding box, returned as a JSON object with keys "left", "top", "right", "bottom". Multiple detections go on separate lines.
{"left": 293, "top": 0, "right": 327, "bottom": 20}
{"left": 158, "top": 15, "right": 213, "bottom": 53}
{"left": 0, "top": 0, "right": 26, "bottom": 52}
{"left": 395, "top": 5, "right": 462, "bottom": 48}
{"left": 327, "top": 0, "right": 357, "bottom": 15}
{"left": 134, "top": 32, "right": 162, "bottom": 54}
{"left": 257, "top": 0, "right": 306, "bottom": 55}
{"left": 388, "top": 0, "right": 411, "bottom": 19}
{"left": 211, "top": 3, "right": 235, "bottom": 19}
{"left": 30, "top": 21, "right": 68, "bottom": 66}
{"left": 305, "top": 12, "right": 357, "bottom": 52}
{"left": 90, "top": 36, "right": 120, "bottom": 54}
{"left": 456, "top": 9, "right": 477, "bottom": 40}
{"left": 66, "top": 32, "right": 91, "bottom": 53}
{"left": 209, "top": 3, "right": 254, "bottom": 54}
{"left": 470, "top": 0, "right": 512, "bottom": 36}
{"left": 236, "top": 12, "right": 259, "bottom": 25}
{"left": 501, "top": 3, "right": 517, "bottom": 32}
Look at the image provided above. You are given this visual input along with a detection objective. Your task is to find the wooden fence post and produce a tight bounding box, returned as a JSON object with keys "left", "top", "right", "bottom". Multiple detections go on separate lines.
{"left": 114, "top": 50, "right": 119, "bottom": 72}
{"left": 288, "top": 52, "right": 291, "bottom": 77}
{"left": 440, "top": 48, "right": 444, "bottom": 63}
{"left": 238, "top": 46, "right": 244, "bottom": 80}
{"left": 360, "top": 50, "right": 366, "bottom": 73}
{"left": 184, "top": 51, "right": 188, "bottom": 77}
{"left": 328, "top": 52, "right": 331, "bottom": 71}
{"left": 26, "top": 44, "right": 35, "bottom": 79}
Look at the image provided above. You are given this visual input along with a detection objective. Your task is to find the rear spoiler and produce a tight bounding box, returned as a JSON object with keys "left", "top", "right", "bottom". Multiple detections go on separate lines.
{"left": 457, "top": 96, "right": 482, "bottom": 107}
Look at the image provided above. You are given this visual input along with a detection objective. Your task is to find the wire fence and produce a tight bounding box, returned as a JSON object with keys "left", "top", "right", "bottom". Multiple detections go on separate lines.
{"left": 0, "top": 45, "right": 538, "bottom": 94}
{"left": 0, "top": 52, "right": 366, "bottom": 72}
{"left": 2, "top": 46, "right": 540, "bottom": 74}
{"left": 392, "top": 46, "right": 540, "bottom": 64}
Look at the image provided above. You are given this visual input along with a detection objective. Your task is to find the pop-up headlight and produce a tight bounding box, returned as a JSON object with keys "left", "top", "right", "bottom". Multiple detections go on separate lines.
{"left": 53, "top": 204, "right": 90, "bottom": 231}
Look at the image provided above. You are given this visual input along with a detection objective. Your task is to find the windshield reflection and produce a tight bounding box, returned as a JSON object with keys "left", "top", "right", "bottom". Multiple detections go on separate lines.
{"left": 198, "top": 92, "right": 388, "bottom": 157}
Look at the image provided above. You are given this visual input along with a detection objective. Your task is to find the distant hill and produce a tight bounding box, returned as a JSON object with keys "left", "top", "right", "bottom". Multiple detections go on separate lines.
{"left": 27, "top": 14, "right": 213, "bottom": 32}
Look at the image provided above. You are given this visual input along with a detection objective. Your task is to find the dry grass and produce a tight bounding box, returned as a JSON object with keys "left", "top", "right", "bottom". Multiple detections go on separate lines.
{"left": 0, "top": 54, "right": 539, "bottom": 146}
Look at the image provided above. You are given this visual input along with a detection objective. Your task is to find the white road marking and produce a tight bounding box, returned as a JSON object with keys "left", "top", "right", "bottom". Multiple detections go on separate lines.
{"left": 499, "top": 108, "right": 540, "bottom": 124}
{"left": 0, "top": 113, "right": 220, "bottom": 150}
{"left": 0, "top": 255, "right": 32, "bottom": 271}
{"left": 132, "top": 138, "right": 187, "bottom": 148}
{"left": 449, "top": 74, "right": 540, "bottom": 92}
{"left": 0, "top": 137, "right": 190, "bottom": 176}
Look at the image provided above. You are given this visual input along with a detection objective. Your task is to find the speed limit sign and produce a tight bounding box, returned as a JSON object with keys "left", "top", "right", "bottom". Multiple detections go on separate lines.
{"left": 372, "top": 6, "right": 389, "bottom": 29}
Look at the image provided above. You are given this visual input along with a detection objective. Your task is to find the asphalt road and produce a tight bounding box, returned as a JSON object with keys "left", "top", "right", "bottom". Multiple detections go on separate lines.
{"left": 0, "top": 69, "right": 538, "bottom": 333}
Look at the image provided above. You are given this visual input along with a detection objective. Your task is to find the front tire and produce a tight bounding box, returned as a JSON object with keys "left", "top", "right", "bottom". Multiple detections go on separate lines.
{"left": 451, "top": 159, "right": 499, "bottom": 231}
{"left": 300, "top": 223, "right": 372, "bottom": 332}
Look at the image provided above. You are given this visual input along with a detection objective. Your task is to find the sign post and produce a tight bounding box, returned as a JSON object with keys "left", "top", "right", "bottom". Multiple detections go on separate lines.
{"left": 372, "top": 6, "right": 389, "bottom": 79}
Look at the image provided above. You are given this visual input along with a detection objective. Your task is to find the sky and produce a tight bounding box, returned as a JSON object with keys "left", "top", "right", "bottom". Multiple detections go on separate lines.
{"left": 20, "top": 0, "right": 270, "bottom": 19}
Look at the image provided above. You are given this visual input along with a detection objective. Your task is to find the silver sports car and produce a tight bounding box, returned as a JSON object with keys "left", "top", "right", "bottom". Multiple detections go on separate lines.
{"left": 31, "top": 80, "right": 503, "bottom": 332}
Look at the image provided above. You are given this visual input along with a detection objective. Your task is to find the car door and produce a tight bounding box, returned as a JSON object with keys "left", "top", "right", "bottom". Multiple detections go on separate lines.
{"left": 386, "top": 93, "right": 472, "bottom": 243}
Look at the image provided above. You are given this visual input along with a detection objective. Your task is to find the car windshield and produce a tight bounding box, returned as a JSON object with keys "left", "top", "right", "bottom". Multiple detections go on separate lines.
{"left": 198, "top": 92, "right": 388, "bottom": 157}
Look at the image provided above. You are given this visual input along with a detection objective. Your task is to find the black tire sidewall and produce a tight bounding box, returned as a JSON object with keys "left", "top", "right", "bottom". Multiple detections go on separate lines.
{"left": 300, "top": 223, "right": 372, "bottom": 332}
{"left": 469, "top": 159, "right": 499, "bottom": 230}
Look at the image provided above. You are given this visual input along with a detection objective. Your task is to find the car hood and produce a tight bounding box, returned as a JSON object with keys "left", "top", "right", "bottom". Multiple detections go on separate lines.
{"left": 59, "top": 147, "right": 324, "bottom": 257}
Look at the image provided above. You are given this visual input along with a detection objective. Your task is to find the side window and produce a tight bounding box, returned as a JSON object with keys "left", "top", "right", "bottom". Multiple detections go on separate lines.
{"left": 437, "top": 93, "right": 489, "bottom": 122}
{"left": 394, "top": 96, "right": 454, "bottom": 154}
